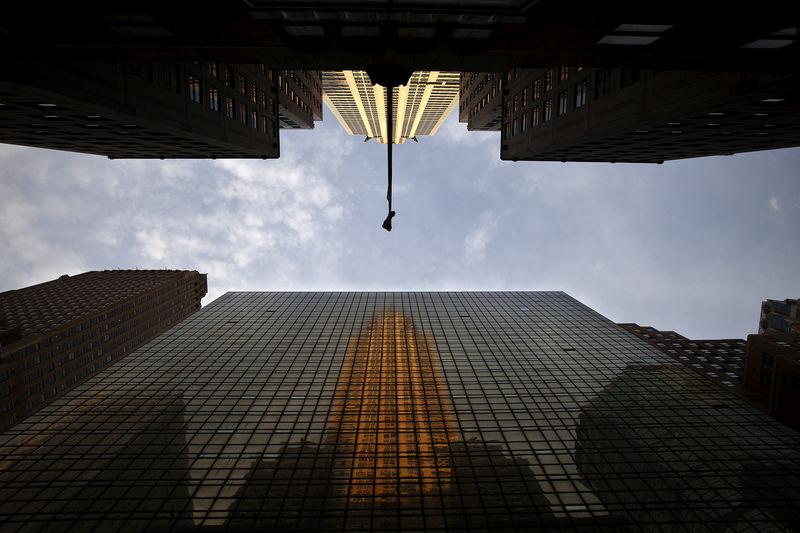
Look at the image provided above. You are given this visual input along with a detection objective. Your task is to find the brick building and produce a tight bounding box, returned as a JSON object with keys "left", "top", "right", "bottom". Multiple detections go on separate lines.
{"left": 0, "top": 270, "right": 207, "bottom": 431}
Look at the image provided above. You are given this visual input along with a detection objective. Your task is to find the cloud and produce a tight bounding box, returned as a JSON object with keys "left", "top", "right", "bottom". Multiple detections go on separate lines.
{"left": 770, "top": 196, "right": 780, "bottom": 211}
{"left": 1, "top": 126, "right": 799, "bottom": 343}
{"left": 463, "top": 210, "right": 499, "bottom": 261}
{"left": 434, "top": 109, "right": 500, "bottom": 150}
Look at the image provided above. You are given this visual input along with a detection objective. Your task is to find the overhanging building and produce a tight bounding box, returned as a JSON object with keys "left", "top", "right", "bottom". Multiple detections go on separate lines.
{"left": 0, "top": 270, "right": 207, "bottom": 432}
{"left": 459, "top": 72, "right": 503, "bottom": 131}
{"left": 322, "top": 71, "right": 460, "bottom": 144}
{"left": 494, "top": 67, "right": 800, "bottom": 163}
{"left": 0, "top": 291, "right": 798, "bottom": 531}
{"left": 0, "top": 61, "right": 321, "bottom": 159}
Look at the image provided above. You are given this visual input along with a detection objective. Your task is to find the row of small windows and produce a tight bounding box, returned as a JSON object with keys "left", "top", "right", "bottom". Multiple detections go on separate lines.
{"left": 504, "top": 69, "right": 644, "bottom": 139}
{"left": 0, "top": 282, "right": 200, "bottom": 427}
{"left": 132, "top": 60, "right": 282, "bottom": 136}
{"left": 506, "top": 66, "right": 641, "bottom": 118}
{"left": 277, "top": 70, "right": 319, "bottom": 117}
{"left": 188, "top": 76, "right": 278, "bottom": 136}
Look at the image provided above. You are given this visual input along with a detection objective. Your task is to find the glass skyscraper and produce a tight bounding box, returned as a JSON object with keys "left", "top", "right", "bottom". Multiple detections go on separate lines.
{"left": 1, "top": 292, "right": 798, "bottom": 531}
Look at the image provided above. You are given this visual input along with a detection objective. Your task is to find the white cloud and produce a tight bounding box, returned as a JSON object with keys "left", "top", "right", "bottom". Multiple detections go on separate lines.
{"left": 1, "top": 128, "right": 799, "bottom": 343}
{"left": 434, "top": 109, "right": 500, "bottom": 150}
{"left": 463, "top": 210, "right": 499, "bottom": 261}
{"left": 770, "top": 196, "right": 780, "bottom": 211}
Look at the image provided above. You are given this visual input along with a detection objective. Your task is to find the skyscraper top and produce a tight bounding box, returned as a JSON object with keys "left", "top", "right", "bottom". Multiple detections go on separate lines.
{"left": 323, "top": 70, "right": 460, "bottom": 144}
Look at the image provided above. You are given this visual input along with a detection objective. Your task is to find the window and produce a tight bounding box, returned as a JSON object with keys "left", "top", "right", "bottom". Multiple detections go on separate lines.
{"left": 164, "top": 64, "right": 181, "bottom": 94}
{"left": 261, "top": 115, "right": 269, "bottom": 134}
{"left": 557, "top": 91, "right": 568, "bottom": 116}
{"left": 225, "top": 65, "right": 235, "bottom": 88}
{"left": 131, "top": 61, "right": 153, "bottom": 82}
{"left": 209, "top": 87, "right": 220, "bottom": 112}
{"left": 208, "top": 62, "right": 219, "bottom": 79}
{"left": 532, "top": 79, "right": 540, "bottom": 100}
{"left": 594, "top": 69, "right": 610, "bottom": 99}
{"left": 240, "top": 103, "right": 248, "bottom": 125}
{"left": 226, "top": 97, "right": 235, "bottom": 119}
{"left": 251, "top": 110, "right": 258, "bottom": 128}
{"left": 521, "top": 112, "right": 527, "bottom": 132}
{"left": 512, "top": 118, "right": 518, "bottom": 136}
{"left": 512, "top": 94, "right": 519, "bottom": 112}
{"left": 251, "top": 84, "right": 258, "bottom": 104}
{"left": 543, "top": 99, "right": 552, "bottom": 122}
{"left": 544, "top": 69, "right": 553, "bottom": 92}
{"left": 620, "top": 68, "right": 640, "bottom": 88}
{"left": 559, "top": 66, "right": 568, "bottom": 83}
{"left": 522, "top": 87, "right": 529, "bottom": 107}
{"left": 188, "top": 76, "right": 202, "bottom": 104}
{"left": 261, "top": 90, "right": 269, "bottom": 110}
{"left": 531, "top": 106, "right": 539, "bottom": 127}
{"left": 239, "top": 74, "right": 247, "bottom": 96}
{"left": 574, "top": 81, "right": 587, "bottom": 108}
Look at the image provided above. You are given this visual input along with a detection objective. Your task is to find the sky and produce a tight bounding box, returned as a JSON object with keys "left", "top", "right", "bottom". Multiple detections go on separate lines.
{"left": 1, "top": 107, "right": 798, "bottom": 340}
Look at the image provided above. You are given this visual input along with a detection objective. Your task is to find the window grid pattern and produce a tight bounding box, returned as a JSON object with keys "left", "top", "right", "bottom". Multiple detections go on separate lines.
{"left": 0, "top": 292, "right": 798, "bottom": 531}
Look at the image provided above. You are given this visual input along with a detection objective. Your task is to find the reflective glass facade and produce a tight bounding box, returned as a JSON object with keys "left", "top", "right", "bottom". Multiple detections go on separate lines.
{"left": 1, "top": 292, "right": 799, "bottom": 531}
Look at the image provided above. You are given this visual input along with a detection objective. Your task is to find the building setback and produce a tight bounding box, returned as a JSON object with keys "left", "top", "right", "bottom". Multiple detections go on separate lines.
{"left": 619, "top": 323, "right": 747, "bottom": 394}
{"left": 322, "top": 70, "right": 460, "bottom": 144}
{"left": 459, "top": 72, "right": 503, "bottom": 131}
{"left": 0, "top": 292, "right": 798, "bottom": 531}
{"left": 759, "top": 298, "right": 800, "bottom": 335}
{"left": 485, "top": 67, "right": 800, "bottom": 162}
{"left": 0, "top": 270, "right": 207, "bottom": 432}
{"left": 275, "top": 69, "right": 323, "bottom": 129}
{"left": 743, "top": 333, "right": 800, "bottom": 431}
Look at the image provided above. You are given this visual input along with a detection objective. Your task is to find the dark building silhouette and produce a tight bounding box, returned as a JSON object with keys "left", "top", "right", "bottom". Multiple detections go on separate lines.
{"left": 620, "top": 320, "right": 800, "bottom": 433}
{"left": 2, "top": 3, "right": 797, "bottom": 72}
{"left": 0, "top": 60, "right": 321, "bottom": 159}
{"left": 743, "top": 332, "right": 800, "bottom": 432}
{"left": 490, "top": 67, "right": 800, "bottom": 162}
{"left": 0, "top": 60, "right": 276, "bottom": 159}
{"left": 1, "top": 292, "right": 799, "bottom": 531}
{"left": 0, "top": 269, "right": 207, "bottom": 432}
{"left": 576, "top": 364, "right": 800, "bottom": 529}
{"left": 0, "top": 3, "right": 798, "bottom": 161}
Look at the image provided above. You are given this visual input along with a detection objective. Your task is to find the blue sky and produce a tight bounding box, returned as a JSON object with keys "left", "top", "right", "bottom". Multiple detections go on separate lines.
{"left": 1, "top": 107, "right": 798, "bottom": 339}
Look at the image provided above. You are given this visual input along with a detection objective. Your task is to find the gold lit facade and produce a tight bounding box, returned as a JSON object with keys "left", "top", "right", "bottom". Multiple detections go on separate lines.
{"left": 1, "top": 292, "right": 799, "bottom": 531}
{"left": 322, "top": 71, "right": 460, "bottom": 144}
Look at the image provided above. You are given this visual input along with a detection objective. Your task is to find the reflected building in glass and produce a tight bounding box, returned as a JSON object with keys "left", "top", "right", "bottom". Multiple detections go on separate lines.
{"left": 1, "top": 292, "right": 799, "bottom": 531}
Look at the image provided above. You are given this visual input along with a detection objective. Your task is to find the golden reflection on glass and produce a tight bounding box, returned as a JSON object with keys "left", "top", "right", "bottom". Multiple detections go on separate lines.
{"left": 327, "top": 311, "right": 456, "bottom": 504}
